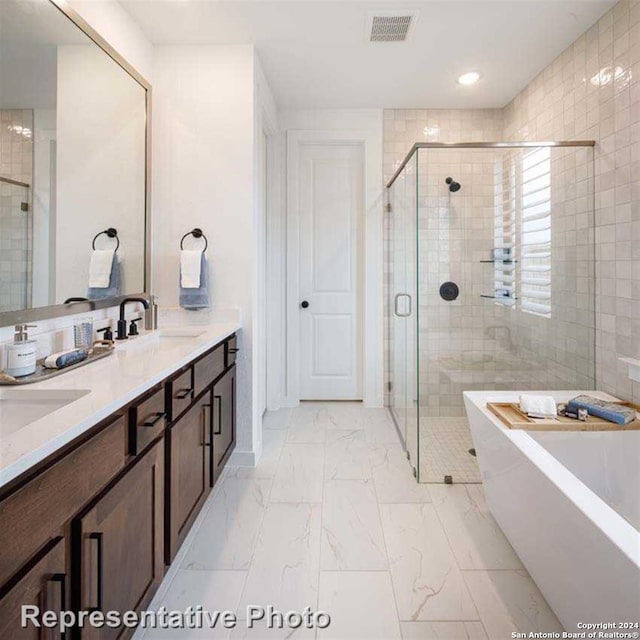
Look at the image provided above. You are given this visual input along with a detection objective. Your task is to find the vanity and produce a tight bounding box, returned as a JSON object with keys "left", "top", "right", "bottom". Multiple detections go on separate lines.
{"left": 0, "top": 1, "right": 241, "bottom": 636}
{"left": 0, "top": 325, "right": 239, "bottom": 639}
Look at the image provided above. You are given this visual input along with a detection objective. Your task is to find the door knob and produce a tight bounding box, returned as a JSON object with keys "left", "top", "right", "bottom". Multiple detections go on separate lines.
{"left": 300, "top": 300, "right": 310, "bottom": 309}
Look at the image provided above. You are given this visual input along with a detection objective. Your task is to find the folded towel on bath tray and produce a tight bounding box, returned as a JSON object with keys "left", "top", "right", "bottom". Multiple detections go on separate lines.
{"left": 519, "top": 394, "right": 558, "bottom": 419}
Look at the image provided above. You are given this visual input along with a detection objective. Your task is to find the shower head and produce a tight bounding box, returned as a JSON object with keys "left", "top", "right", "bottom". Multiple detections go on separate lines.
{"left": 446, "top": 177, "right": 461, "bottom": 192}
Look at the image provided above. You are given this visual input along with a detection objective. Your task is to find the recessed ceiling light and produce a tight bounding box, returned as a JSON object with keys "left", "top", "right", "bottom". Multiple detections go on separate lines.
{"left": 457, "top": 71, "right": 480, "bottom": 86}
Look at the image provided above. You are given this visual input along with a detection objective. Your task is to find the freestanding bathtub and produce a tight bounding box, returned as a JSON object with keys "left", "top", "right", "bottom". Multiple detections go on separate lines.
{"left": 464, "top": 391, "right": 640, "bottom": 631}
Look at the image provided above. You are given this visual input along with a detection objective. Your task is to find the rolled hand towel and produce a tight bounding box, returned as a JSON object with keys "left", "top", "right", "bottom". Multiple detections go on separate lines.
{"left": 181, "top": 250, "right": 202, "bottom": 288}
{"left": 519, "top": 394, "right": 557, "bottom": 419}
{"left": 88, "top": 249, "right": 115, "bottom": 288}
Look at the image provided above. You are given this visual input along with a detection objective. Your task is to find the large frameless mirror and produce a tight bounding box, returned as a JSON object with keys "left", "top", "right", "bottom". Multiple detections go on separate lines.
{"left": 0, "top": 0, "right": 150, "bottom": 323}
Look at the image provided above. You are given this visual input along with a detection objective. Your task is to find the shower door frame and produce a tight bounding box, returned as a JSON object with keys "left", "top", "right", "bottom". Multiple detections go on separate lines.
{"left": 386, "top": 140, "right": 596, "bottom": 483}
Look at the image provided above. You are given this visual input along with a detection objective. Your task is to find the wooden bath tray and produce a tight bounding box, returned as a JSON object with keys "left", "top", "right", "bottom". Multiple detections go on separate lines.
{"left": 487, "top": 402, "right": 640, "bottom": 431}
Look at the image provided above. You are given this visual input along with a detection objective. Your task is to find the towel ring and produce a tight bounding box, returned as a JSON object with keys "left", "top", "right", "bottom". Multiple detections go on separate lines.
{"left": 180, "top": 228, "right": 208, "bottom": 253}
{"left": 92, "top": 227, "right": 120, "bottom": 251}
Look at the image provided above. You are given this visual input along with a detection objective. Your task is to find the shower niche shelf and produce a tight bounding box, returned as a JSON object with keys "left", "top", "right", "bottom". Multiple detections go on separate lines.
{"left": 480, "top": 259, "right": 517, "bottom": 264}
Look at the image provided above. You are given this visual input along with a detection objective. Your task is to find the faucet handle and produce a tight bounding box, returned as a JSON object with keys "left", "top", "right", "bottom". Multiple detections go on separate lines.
{"left": 128, "top": 318, "right": 142, "bottom": 337}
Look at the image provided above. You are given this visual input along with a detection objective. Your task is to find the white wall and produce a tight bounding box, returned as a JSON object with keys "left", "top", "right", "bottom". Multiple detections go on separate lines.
{"left": 67, "top": 0, "right": 153, "bottom": 82}
{"left": 152, "top": 45, "right": 269, "bottom": 463}
{"left": 274, "top": 109, "right": 385, "bottom": 408}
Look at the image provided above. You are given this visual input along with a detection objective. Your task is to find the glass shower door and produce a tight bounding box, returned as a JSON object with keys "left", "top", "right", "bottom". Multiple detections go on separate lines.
{"left": 389, "top": 154, "right": 418, "bottom": 473}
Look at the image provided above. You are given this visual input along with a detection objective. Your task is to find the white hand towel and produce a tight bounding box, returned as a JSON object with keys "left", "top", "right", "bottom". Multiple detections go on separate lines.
{"left": 88, "top": 249, "right": 115, "bottom": 288}
{"left": 181, "top": 250, "right": 202, "bottom": 288}
{"left": 519, "top": 394, "right": 557, "bottom": 418}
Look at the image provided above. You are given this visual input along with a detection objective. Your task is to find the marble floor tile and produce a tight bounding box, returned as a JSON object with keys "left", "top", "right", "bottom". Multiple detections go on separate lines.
{"left": 430, "top": 484, "right": 524, "bottom": 570}
{"left": 263, "top": 408, "right": 293, "bottom": 430}
{"left": 400, "top": 621, "right": 488, "bottom": 639}
{"left": 230, "top": 620, "right": 315, "bottom": 639}
{"left": 321, "top": 479, "right": 387, "bottom": 570}
{"left": 363, "top": 410, "right": 403, "bottom": 444}
{"left": 463, "top": 570, "right": 563, "bottom": 637}
{"left": 141, "top": 570, "right": 247, "bottom": 639}
{"left": 324, "top": 402, "right": 367, "bottom": 429}
{"left": 369, "top": 444, "right": 432, "bottom": 503}
{"left": 238, "top": 503, "right": 321, "bottom": 618}
{"left": 270, "top": 444, "right": 325, "bottom": 503}
{"left": 324, "top": 429, "right": 372, "bottom": 480}
{"left": 317, "top": 571, "right": 402, "bottom": 640}
{"left": 228, "top": 430, "right": 287, "bottom": 479}
{"left": 380, "top": 504, "right": 478, "bottom": 621}
{"left": 182, "top": 478, "right": 272, "bottom": 571}
{"left": 287, "top": 405, "right": 329, "bottom": 444}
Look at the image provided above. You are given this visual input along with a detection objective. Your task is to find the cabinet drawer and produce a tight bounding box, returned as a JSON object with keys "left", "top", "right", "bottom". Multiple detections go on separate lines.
{"left": 167, "top": 367, "right": 194, "bottom": 423}
{"left": 129, "top": 386, "right": 166, "bottom": 455}
{"left": 0, "top": 537, "right": 66, "bottom": 640}
{"left": 0, "top": 417, "right": 126, "bottom": 587}
{"left": 226, "top": 334, "right": 239, "bottom": 368}
{"left": 193, "top": 344, "right": 225, "bottom": 396}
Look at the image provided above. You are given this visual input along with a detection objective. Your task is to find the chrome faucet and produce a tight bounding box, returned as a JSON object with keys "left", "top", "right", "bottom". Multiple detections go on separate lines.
{"left": 116, "top": 297, "right": 149, "bottom": 340}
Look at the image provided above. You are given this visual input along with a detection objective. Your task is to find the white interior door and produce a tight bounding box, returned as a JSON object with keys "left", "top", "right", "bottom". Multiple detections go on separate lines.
{"left": 298, "top": 142, "right": 363, "bottom": 400}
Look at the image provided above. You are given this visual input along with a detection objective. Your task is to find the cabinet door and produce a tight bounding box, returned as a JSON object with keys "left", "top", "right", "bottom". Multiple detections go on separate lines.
{"left": 213, "top": 365, "right": 236, "bottom": 483}
{"left": 75, "top": 440, "right": 164, "bottom": 640}
{"left": 167, "top": 392, "right": 212, "bottom": 562}
{"left": 0, "top": 537, "right": 66, "bottom": 640}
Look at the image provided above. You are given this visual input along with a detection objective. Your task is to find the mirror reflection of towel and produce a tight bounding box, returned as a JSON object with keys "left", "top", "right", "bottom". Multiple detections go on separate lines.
{"left": 88, "top": 253, "right": 121, "bottom": 300}
{"left": 89, "top": 249, "right": 115, "bottom": 288}
{"left": 180, "top": 253, "right": 210, "bottom": 310}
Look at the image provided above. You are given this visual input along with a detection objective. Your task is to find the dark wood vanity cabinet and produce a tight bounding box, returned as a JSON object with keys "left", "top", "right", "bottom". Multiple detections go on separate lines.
{"left": 167, "top": 392, "right": 213, "bottom": 562}
{"left": 0, "top": 333, "right": 237, "bottom": 640}
{"left": 74, "top": 440, "right": 164, "bottom": 640}
{"left": 0, "top": 537, "right": 66, "bottom": 640}
{"left": 213, "top": 365, "right": 236, "bottom": 484}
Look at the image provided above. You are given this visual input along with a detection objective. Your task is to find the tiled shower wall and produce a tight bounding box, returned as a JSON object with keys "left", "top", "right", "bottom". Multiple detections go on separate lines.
{"left": 0, "top": 109, "right": 33, "bottom": 312}
{"left": 502, "top": 0, "right": 640, "bottom": 402}
{"left": 384, "top": 0, "right": 639, "bottom": 406}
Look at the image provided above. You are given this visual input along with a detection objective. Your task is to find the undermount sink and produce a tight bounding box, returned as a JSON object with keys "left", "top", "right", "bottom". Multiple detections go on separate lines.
{"left": 0, "top": 388, "right": 91, "bottom": 437}
{"left": 158, "top": 327, "right": 206, "bottom": 339}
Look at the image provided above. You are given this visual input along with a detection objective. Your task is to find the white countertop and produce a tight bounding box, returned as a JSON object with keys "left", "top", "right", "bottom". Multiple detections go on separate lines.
{"left": 0, "top": 322, "right": 240, "bottom": 489}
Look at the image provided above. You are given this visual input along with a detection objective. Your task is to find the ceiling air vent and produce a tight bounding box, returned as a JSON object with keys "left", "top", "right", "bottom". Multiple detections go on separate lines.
{"left": 367, "top": 11, "right": 418, "bottom": 42}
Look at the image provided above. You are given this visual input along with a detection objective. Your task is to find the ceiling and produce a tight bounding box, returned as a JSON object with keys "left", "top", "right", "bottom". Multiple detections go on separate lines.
{"left": 120, "top": 0, "right": 615, "bottom": 109}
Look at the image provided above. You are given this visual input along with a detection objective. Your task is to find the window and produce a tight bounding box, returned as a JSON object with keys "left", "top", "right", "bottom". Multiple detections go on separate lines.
{"left": 520, "top": 147, "right": 552, "bottom": 317}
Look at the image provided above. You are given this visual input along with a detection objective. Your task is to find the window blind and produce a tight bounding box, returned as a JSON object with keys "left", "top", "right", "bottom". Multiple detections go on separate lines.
{"left": 520, "top": 147, "right": 551, "bottom": 317}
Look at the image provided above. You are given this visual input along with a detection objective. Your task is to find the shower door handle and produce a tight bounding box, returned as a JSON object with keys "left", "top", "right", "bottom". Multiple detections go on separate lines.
{"left": 394, "top": 293, "right": 412, "bottom": 317}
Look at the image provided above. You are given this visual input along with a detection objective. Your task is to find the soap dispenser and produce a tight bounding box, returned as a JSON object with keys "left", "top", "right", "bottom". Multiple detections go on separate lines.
{"left": 4, "top": 324, "right": 38, "bottom": 377}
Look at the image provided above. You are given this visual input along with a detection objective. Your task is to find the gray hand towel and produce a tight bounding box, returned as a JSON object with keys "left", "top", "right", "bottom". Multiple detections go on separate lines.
{"left": 179, "top": 253, "right": 210, "bottom": 310}
{"left": 87, "top": 254, "right": 121, "bottom": 300}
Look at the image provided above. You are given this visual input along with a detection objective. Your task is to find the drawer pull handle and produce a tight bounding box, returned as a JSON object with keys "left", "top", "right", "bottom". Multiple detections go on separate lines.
{"left": 89, "top": 532, "right": 103, "bottom": 612}
{"left": 46, "top": 572, "right": 66, "bottom": 636}
{"left": 228, "top": 348, "right": 239, "bottom": 354}
{"left": 202, "top": 404, "right": 213, "bottom": 446}
{"left": 174, "top": 388, "right": 192, "bottom": 400}
{"left": 142, "top": 412, "right": 166, "bottom": 427}
{"left": 213, "top": 395, "right": 222, "bottom": 435}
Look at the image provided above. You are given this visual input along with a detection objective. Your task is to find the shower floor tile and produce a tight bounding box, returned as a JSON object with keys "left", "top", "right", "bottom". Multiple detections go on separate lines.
{"left": 419, "top": 417, "right": 481, "bottom": 483}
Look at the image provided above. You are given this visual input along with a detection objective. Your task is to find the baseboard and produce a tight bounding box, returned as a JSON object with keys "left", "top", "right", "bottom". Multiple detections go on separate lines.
{"left": 364, "top": 394, "right": 385, "bottom": 408}
{"left": 229, "top": 448, "right": 258, "bottom": 467}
